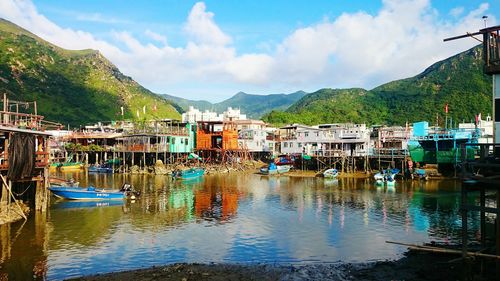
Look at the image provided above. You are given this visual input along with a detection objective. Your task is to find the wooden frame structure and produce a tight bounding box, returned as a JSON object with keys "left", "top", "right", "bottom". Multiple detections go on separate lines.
{"left": 0, "top": 95, "right": 53, "bottom": 219}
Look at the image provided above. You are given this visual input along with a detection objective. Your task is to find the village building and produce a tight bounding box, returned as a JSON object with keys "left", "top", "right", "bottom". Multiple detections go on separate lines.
{"left": 278, "top": 123, "right": 371, "bottom": 157}
{"left": 182, "top": 106, "right": 247, "bottom": 123}
{"left": 371, "top": 125, "right": 412, "bottom": 158}
{"left": 458, "top": 114, "right": 494, "bottom": 144}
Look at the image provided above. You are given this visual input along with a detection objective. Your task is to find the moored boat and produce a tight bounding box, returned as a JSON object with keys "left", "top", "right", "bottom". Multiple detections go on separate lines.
{"left": 56, "top": 162, "right": 83, "bottom": 171}
{"left": 172, "top": 167, "right": 205, "bottom": 180}
{"left": 48, "top": 186, "right": 125, "bottom": 200}
{"left": 374, "top": 168, "right": 399, "bottom": 183}
{"left": 323, "top": 168, "right": 339, "bottom": 178}
{"left": 48, "top": 183, "right": 138, "bottom": 200}
{"left": 88, "top": 164, "right": 114, "bottom": 173}
{"left": 261, "top": 163, "right": 291, "bottom": 175}
{"left": 49, "top": 177, "right": 79, "bottom": 187}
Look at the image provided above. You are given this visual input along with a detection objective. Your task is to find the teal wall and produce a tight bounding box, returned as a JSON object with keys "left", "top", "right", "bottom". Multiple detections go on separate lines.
{"left": 167, "top": 123, "right": 195, "bottom": 153}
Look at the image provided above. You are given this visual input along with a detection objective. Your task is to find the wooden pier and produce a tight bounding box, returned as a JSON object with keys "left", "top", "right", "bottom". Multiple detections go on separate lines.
{"left": 0, "top": 94, "right": 55, "bottom": 223}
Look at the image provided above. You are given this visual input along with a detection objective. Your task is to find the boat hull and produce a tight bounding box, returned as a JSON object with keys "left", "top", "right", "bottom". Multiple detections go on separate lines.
{"left": 48, "top": 187, "right": 124, "bottom": 200}
{"left": 323, "top": 169, "right": 338, "bottom": 178}
{"left": 173, "top": 168, "right": 205, "bottom": 180}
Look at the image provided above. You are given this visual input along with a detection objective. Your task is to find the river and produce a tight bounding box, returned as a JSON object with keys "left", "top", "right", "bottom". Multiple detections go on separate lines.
{"left": 0, "top": 172, "right": 481, "bottom": 280}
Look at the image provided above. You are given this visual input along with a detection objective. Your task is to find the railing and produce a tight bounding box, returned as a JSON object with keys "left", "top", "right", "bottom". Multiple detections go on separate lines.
{"left": 460, "top": 143, "right": 500, "bottom": 184}
{"left": 0, "top": 111, "right": 44, "bottom": 130}
{"left": 370, "top": 148, "right": 409, "bottom": 157}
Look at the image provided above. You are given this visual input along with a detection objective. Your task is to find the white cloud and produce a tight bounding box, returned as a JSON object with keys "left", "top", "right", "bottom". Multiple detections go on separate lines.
{"left": 145, "top": 29, "right": 168, "bottom": 45}
{"left": 75, "top": 12, "right": 129, "bottom": 24}
{"left": 450, "top": 6, "right": 464, "bottom": 18}
{"left": 184, "top": 2, "right": 231, "bottom": 46}
{"left": 0, "top": 0, "right": 496, "bottom": 101}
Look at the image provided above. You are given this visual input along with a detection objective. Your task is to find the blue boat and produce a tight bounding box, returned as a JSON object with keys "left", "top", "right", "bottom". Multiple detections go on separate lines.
{"left": 172, "top": 167, "right": 205, "bottom": 180}
{"left": 48, "top": 186, "right": 125, "bottom": 200}
{"left": 88, "top": 164, "right": 114, "bottom": 173}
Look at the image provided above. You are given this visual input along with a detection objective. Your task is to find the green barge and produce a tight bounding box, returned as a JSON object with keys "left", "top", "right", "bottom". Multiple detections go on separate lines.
{"left": 408, "top": 121, "right": 478, "bottom": 165}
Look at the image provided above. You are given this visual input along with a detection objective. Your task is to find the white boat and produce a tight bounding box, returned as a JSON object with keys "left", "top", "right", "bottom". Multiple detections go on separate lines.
{"left": 260, "top": 164, "right": 290, "bottom": 175}
{"left": 323, "top": 168, "right": 339, "bottom": 178}
{"left": 277, "top": 165, "right": 291, "bottom": 174}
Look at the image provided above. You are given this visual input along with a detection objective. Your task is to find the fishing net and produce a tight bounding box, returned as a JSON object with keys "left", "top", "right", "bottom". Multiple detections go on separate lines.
{"left": 7, "top": 133, "right": 36, "bottom": 180}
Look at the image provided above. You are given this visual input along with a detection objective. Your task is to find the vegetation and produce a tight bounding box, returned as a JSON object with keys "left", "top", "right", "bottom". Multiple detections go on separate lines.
{"left": 263, "top": 46, "right": 492, "bottom": 126}
{"left": 162, "top": 91, "right": 307, "bottom": 119}
{"left": 0, "top": 19, "right": 180, "bottom": 127}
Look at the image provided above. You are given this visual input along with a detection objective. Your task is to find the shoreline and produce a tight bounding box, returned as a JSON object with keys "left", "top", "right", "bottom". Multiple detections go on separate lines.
{"left": 68, "top": 249, "right": 493, "bottom": 281}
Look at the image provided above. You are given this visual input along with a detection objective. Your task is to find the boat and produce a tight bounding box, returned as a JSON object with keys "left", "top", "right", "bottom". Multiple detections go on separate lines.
{"left": 88, "top": 164, "right": 114, "bottom": 173}
{"left": 53, "top": 162, "right": 83, "bottom": 171}
{"left": 323, "top": 168, "right": 339, "bottom": 178}
{"left": 48, "top": 186, "right": 125, "bottom": 200}
{"left": 48, "top": 183, "right": 138, "bottom": 200}
{"left": 408, "top": 121, "right": 478, "bottom": 165}
{"left": 49, "top": 177, "right": 79, "bottom": 187}
{"left": 172, "top": 167, "right": 205, "bottom": 180}
{"left": 374, "top": 168, "right": 399, "bottom": 183}
{"left": 414, "top": 168, "right": 428, "bottom": 180}
{"left": 260, "top": 163, "right": 290, "bottom": 175}
{"left": 274, "top": 155, "right": 295, "bottom": 166}
{"left": 260, "top": 166, "right": 277, "bottom": 175}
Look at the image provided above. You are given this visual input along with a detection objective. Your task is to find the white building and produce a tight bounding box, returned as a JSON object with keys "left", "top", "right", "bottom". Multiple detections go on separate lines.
{"left": 278, "top": 123, "right": 371, "bottom": 157}
{"left": 238, "top": 128, "right": 274, "bottom": 152}
{"left": 182, "top": 106, "right": 221, "bottom": 123}
{"left": 223, "top": 107, "right": 246, "bottom": 121}
{"left": 459, "top": 114, "right": 494, "bottom": 144}
{"left": 182, "top": 106, "right": 247, "bottom": 123}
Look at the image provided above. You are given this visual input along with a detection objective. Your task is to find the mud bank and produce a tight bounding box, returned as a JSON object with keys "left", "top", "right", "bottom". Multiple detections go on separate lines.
{"left": 68, "top": 250, "right": 495, "bottom": 281}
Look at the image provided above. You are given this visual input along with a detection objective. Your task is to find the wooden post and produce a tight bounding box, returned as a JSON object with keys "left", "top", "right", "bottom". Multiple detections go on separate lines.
{"left": 95, "top": 153, "right": 99, "bottom": 165}
{"left": 497, "top": 189, "right": 500, "bottom": 276}
{"left": 480, "top": 186, "right": 486, "bottom": 247}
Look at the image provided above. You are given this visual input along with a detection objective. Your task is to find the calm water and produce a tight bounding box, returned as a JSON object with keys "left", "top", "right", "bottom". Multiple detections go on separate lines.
{"left": 0, "top": 172, "right": 481, "bottom": 280}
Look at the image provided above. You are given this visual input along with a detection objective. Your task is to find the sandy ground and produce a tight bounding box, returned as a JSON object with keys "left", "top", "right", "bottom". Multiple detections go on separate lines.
{"left": 68, "top": 250, "right": 496, "bottom": 281}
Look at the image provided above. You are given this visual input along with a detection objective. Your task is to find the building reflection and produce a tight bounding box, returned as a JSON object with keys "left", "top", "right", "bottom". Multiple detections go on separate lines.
{"left": 0, "top": 214, "right": 48, "bottom": 280}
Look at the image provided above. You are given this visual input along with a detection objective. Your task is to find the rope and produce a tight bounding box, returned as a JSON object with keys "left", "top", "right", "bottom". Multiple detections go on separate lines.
{"left": 12, "top": 182, "right": 32, "bottom": 197}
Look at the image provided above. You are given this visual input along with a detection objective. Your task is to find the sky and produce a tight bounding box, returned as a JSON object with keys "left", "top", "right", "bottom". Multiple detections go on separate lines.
{"left": 0, "top": 0, "right": 499, "bottom": 102}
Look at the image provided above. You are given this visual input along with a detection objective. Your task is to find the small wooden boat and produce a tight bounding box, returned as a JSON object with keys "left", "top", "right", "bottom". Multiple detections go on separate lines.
{"left": 277, "top": 165, "right": 291, "bottom": 174}
{"left": 260, "top": 164, "right": 290, "bottom": 175}
{"left": 172, "top": 167, "right": 205, "bottom": 180}
{"left": 374, "top": 168, "right": 399, "bottom": 183}
{"left": 49, "top": 177, "right": 79, "bottom": 187}
{"left": 48, "top": 186, "right": 125, "bottom": 200}
{"left": 323, "top": 168, "right": 339, "bottom": 178}
{"left": 54, "top": 162, "right": 83, "bottom": 171}
{"left": 88, "top": 165, "right": 114, "bottom": 173}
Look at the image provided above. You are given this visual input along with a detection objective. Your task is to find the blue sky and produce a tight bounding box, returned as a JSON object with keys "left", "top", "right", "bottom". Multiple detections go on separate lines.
{"left": 1, "top": 0, "right": 499, "bottom": 101}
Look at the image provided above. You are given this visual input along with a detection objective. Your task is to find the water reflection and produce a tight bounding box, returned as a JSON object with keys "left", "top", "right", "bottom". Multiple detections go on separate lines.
{"left": 0, "top": 173, "right": 483, "bottom": 280}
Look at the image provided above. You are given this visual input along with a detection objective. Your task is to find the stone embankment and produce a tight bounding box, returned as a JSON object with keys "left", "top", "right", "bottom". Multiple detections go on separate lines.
{"left": 121, "top": 160, "right": 265, "bottom": 175}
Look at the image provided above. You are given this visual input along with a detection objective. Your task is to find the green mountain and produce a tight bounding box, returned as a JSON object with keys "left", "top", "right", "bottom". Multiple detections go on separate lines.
{"left": 0, "top": 19, "right": 180, "bottom": 126}
{"left": 263, "top": 45, "right": 492, "bottom": 126}
{"left": 162, "top": 90, "right": 307, "bottom": 119}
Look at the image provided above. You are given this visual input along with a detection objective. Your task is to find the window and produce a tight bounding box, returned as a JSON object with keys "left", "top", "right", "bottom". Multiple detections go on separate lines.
{"left": 305, "top": 132, "right": 309, "bottom": 137}
{"left": 298, "top": 143, "right": 302, "bottom": 147}
{"left": 290, "top": 142, "right": 294, "bottom": 147}
{"left": 185, "top": 138, "right": 189, "bottom": 145}
{"left": 172, "top": 138, "right": 176, "bottom": 144}
{"left": 284, "top": 142, "right": 288, "bottom": 148}
{"left": 167, "top": 136, "right": 171, "bottom": 144}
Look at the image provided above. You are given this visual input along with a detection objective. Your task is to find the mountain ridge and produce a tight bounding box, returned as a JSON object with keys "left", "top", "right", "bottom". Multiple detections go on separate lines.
{"left": 263, "top": 45, "right": 491, "bottom": 126}
{"left": 0, "top": 18, "right": 181, "bottom": 126}
{"left": 161, "top": 90, "right": 307, "bottom": 118}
